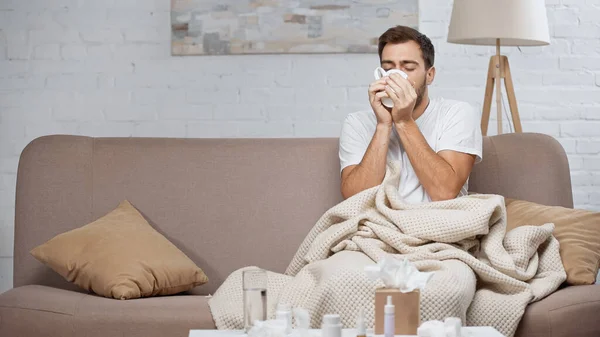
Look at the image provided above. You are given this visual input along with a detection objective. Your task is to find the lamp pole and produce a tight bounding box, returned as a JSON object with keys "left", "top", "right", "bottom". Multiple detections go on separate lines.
{"left": 496, "top": 38, "right": 502, "bottom": 135}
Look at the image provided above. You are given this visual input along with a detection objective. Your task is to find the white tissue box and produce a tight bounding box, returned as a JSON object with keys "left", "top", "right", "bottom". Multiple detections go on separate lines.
{"left": 374, "top": 287, "right": 420, "bottom": 335}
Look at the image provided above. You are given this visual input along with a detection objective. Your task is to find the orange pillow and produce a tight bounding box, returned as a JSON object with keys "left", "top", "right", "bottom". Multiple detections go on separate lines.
{"left": 505, "top": 198, "right": 600, "bottom": 285}
{"left": 30, "top": 200, "right": 208, "bottom": 299}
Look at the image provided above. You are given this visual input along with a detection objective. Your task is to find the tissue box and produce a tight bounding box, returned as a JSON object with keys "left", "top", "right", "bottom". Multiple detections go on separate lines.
{"left": 374, "top": 287, "right": 420, "bottom": 335}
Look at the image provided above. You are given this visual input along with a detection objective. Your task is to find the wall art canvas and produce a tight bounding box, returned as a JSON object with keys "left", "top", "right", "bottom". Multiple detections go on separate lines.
{"left": 171, "top": 0, "right": 419, "bottom": 55}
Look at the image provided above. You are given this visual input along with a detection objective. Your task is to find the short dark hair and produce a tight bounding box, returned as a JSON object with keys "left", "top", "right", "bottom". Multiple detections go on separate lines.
{"left": 378, "top": 25, "right": 435, "bottom": 70}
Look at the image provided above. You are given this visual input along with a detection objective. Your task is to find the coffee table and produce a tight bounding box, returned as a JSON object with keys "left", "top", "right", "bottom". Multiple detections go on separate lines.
{"left": 189, "top": 327, "right": 505, "bottom": 337}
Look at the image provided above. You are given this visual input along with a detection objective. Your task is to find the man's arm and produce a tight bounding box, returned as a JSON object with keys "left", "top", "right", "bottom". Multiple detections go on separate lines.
{"left": 382, "top": 72, "right": 480, "bottom": 201}
{"left": 340, "top": 76, "right": 400, "bottom": 200}
{"left": 341, "top": 124, "right": 391, "bottom": 199}
{"left": 394, "top": 120, "right": 476, "bottom": 201}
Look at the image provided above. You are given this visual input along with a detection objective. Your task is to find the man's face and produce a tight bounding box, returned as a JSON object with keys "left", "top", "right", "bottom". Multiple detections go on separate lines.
{"left": 380, "top": 40, "right": 431, "bottom": 107}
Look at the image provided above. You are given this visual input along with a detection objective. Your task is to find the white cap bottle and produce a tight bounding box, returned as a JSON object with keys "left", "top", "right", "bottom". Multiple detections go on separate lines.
{"left": 276, "top": 303, "right": 292, "bottom": 334}
{"left": 322, "top": 314, "right": 342, "bottom": 337}
{"left": 356, "top": 308, "right": 366, "bottom": 337}
{"left": 384, "top": 296, "right": 395, "bottom": 337}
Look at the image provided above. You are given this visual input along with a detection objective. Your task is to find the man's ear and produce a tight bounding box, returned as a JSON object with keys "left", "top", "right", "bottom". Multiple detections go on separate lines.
{"left": 426, "top": 66, "right": 436, "bottom": 85}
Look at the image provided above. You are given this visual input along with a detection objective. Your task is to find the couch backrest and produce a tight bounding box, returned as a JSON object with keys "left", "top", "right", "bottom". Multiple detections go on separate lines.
{"left": 13, "top": 132, "right": 573, "bottom": 295}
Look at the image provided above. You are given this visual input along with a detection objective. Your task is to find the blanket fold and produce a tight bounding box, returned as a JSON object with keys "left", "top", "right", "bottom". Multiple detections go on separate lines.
{"left": 208, "top": 161, "right": 566, "bottom": 337}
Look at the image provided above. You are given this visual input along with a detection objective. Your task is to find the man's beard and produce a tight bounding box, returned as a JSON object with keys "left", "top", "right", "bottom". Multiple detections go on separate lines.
{"left": 414, "top": 76, "right": 427, "bottom": 108}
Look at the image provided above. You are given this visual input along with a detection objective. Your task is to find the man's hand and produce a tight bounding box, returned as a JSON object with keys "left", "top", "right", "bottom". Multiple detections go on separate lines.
{"left": 368, "top": 78, "right": 393, "bottom": 127}
{"left": 384, "top": 73, "right": 417, "bottom": 123}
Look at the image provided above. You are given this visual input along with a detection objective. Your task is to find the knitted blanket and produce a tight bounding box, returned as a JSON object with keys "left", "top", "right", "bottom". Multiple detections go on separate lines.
{"left": 207, "top": 161, "right": 566, "bottom": 337}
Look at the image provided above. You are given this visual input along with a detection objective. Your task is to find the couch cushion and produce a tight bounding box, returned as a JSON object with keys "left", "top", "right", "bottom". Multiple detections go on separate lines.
{"left": 469, "top": 133, "right": 573, "bottom": 208}
{"left": 506, "top": 198, "right": 600, "bottom": 285}
{"left": 515, "top": 284, "right": 600, "bottom": 337}
{"left": 0, "top": 285, "right": 216, "bottom": 337}
{"left": 30, "top": 200, "right": 209, "bottom": 300}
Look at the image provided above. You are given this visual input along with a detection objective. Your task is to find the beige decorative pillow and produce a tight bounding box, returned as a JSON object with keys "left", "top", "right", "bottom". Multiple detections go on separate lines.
{"left": 30, "top": 200, "right": 208, "bottom": 300}
{"left": 505, "top": 198, "right": 600, "bottom": 285}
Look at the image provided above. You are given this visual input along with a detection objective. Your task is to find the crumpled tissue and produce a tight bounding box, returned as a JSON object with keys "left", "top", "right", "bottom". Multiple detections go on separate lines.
{"left": 417, "top": 317, "right": 463, "bottom": 337}
{"left": 291, "top": 307, "right": 312, "bottom": 337}
{"left": 364, "top": 254, "right": 434, "bottom": 292}
{"left": 247, "top": 307, "right": 313, "bottom": 337}
{"left": 247, "top": 319, "right": 288, "bottom": 337}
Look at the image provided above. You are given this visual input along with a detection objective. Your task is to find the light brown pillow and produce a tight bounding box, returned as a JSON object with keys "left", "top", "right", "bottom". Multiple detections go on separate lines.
{"left": 30, "top": 200, "right": 208, "bottom": 300}
{"left": 505, "top": 198, "right": 600, "bottom": 285}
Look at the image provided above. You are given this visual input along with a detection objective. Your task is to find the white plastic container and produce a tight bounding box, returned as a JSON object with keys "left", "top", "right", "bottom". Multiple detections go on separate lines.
{"left": 275, "top": 303, "right": 292, "bottom": 334}
{"left": 322, "top": 314, "right": 342, "bottom": 337}
{"left": 356, "top": 308, "right": 366, "bottom": 337}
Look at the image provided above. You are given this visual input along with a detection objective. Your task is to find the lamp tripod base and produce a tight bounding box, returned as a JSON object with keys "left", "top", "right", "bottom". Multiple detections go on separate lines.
{"left": 481, "top": 53, "right": 522, "bottom": 136}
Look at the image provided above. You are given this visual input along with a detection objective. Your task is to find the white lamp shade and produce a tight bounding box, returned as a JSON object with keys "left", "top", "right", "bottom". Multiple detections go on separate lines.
{"left": 447, "top": 0, "right": 550, "bottom": 46}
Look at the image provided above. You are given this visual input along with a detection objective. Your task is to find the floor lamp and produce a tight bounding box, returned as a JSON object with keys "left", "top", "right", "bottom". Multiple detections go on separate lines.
{"left": 446, "top": 0, "right": 550, "bottom": 136}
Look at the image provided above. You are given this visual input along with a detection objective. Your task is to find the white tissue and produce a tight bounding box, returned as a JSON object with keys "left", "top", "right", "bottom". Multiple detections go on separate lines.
{"left": 443, "top": 317, "right": 462, "bottom": 337}
{"left": 364, "top": 254, "right": 434, "bottom": 293}
{"left": 374, "top": 67, "right": 408, "bottom": 81}
{"left": 417, "top": 317, "right": 463, "bottom": 337}
{"left": 246, "top": 307, "right": 314, "bottom": 337}
{"left": 373, "top": 67, "right": 410, "bottom": 108}
{"left": 247, "top": 318, "right": 288, "bottom": 337}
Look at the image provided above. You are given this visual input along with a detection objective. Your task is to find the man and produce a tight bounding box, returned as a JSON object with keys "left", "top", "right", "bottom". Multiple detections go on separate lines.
{"left": 339, "top": 25, "right": 482, "bottom": 203}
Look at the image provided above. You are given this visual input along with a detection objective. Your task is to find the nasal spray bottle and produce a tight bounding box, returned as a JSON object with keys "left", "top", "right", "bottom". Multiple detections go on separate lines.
{"left": 384, "top": 296, "right": 395, "bottom": 337}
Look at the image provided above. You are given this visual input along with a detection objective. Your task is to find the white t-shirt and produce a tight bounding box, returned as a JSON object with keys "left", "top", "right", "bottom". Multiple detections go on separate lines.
{"left": 338, "top": 97, "right": 483, "bottom": 204}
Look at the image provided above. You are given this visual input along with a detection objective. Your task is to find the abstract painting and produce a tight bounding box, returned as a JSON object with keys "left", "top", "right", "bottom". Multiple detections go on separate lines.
{"left": 171, "top": 0, "right": 419, "bottom": 55}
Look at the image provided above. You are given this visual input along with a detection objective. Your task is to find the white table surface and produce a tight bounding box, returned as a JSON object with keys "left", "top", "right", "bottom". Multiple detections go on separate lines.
{"left": 189, "top": 327, "right": 505, "bottom": 337}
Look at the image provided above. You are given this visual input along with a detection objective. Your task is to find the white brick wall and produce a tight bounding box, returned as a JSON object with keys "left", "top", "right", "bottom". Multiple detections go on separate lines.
{"left": 0, "top": 0, "right": 599, "bottom": 294}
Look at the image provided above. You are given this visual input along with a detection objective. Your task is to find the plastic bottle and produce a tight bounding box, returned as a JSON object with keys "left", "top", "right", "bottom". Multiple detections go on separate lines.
{"left": 276, "top": 303, "right": 292, "bottom": 334}
{"left": 384, "top": 296, "right": 395, "bottom": 337}
{"left": 322, "top": 314, "right": 342, "bottom": 337}
{"left": 356, "top": 308, "right": 366, "bottom": 337}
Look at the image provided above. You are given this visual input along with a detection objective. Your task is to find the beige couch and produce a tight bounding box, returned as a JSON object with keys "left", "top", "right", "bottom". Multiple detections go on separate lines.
{"left": 0, "top": 132, "right": 599, "bottom": 337}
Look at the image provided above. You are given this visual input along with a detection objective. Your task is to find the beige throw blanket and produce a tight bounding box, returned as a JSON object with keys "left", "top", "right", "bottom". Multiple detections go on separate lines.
{"left": 208, "top": 161, "right": 566, "bottom": 337}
